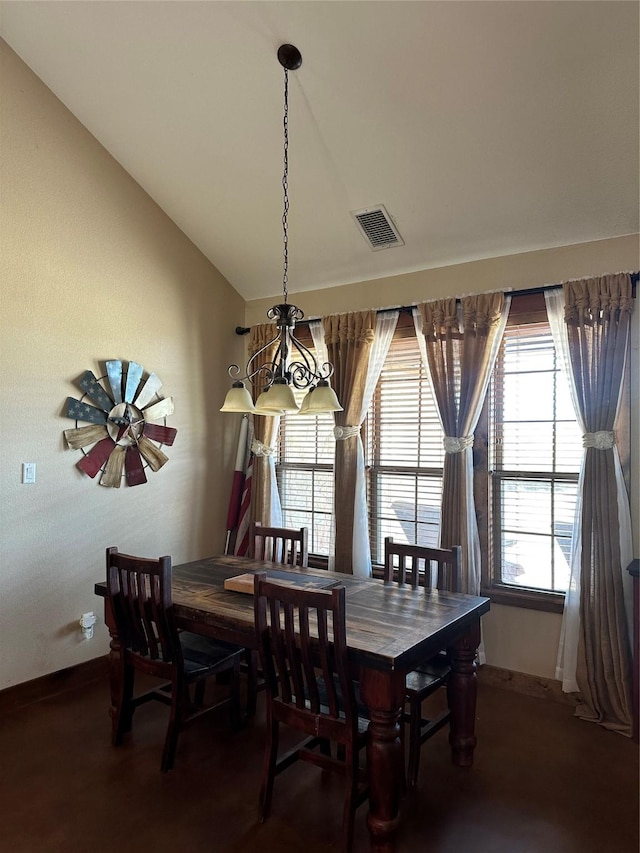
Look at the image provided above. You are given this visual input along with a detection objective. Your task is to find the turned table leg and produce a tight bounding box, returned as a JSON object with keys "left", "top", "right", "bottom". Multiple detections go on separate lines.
{"left": 447, "top": 618, "right": 481, "bottom": 767}
{"left": 102, "top": 597, "right": 125, "bottom": 740}
{"left": 359, "top": 667, "right": 406, "bottom": 853}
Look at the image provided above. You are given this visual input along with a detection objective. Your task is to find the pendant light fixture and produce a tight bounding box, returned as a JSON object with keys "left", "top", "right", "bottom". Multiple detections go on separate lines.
{"left": 221, "top": 44, "right": 342, "bottom": 416}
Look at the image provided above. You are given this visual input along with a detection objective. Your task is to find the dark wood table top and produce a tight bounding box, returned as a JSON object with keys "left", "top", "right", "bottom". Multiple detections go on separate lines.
{"left": 96, "top": 554, "right": 490, "bottom": 673}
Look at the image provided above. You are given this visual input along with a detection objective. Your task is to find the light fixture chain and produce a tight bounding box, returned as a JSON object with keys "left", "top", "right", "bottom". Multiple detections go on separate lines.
{"left": 282, "top": 66, "right": 289, "bottom": 305}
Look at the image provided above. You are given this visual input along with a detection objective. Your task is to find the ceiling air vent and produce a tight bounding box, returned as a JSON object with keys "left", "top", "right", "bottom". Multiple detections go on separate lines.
{"left": 351, "top": 205, "right": 404, "bottom": 251}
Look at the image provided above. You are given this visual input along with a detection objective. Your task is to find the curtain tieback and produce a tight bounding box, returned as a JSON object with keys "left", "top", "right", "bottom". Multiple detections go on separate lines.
{"left": 334, "top": 425, "right": 360, "bottom": 441}
{"left": 443, "top": 435, "right": 474, "bottom": 454}
{"left": 251, "top": 439, "right": 275, "bottom": 457}
{"left": 582, "top": 431, "right": 615, "bottom": 450}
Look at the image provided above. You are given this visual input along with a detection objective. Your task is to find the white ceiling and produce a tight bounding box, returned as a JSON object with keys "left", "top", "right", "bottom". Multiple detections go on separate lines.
{"left": 1, "top": 1, "right": 638, "bottom": 302}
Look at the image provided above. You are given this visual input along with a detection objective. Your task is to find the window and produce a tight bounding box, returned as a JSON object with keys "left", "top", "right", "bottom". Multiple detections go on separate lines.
{"left": 276, "top": 295, "right": 623, "bottom": 612}
{"left": 276, "top": 316, "right": 444, "bottom": 564}
{"left": 274, "top": 325, "right": 337, "bottom": 555}
{"left": 476, "top": 293, "right": 582, "bottom": 610}
{"left": 276, "top": 398, "right": 334, "bottom": 555}
{"left": 366, "top": 323, "right": 443, "bottom": 563}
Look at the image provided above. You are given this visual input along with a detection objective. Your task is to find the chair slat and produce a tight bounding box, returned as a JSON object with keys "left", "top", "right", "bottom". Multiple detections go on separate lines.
{"left": 284, "top": 603, "right": 306, "bottom": 710}
{"left": 298, "top": 606, "right": 320, "bottom": 713}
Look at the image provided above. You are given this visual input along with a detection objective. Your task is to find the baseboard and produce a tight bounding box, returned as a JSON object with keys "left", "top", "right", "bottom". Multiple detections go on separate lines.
{"left": 0, "top": 657, "right": 579, "bottom": 716}
{"left": 479, "top": 663, "right": 580, "bottom": 706}
{"left": 0, "top": 656, "right": 109, "bottom": 717}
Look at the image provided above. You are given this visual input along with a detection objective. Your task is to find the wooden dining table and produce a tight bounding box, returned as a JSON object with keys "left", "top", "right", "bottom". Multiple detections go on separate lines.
{"left": 95, "top": 554, "right": 490, "bottom": 853}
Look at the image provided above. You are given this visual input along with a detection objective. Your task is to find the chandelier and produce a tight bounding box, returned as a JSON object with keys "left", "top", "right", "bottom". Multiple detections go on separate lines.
{"left": 220, "top": 44, "right": 342, "bottom": 416}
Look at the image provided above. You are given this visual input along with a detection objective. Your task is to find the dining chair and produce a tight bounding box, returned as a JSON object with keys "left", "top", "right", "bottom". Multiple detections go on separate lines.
{"left": 251, "top": 522, "right": 309, "bottom": 567}
{"left": 245, "top": 522, "right": 310, "bottom": 716}
{"left": 106, "top": 546, "right": 244, "bottom": 772}
{"left": 383, "top": 537, "right": 462, "bottom": 787}
{"left": 253, "top": 572, "right": 368, "bottom": 853}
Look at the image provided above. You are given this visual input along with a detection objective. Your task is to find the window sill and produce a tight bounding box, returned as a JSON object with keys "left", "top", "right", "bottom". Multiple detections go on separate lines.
{"left": 481, "top": 584, "right": 565, "bottom": 614}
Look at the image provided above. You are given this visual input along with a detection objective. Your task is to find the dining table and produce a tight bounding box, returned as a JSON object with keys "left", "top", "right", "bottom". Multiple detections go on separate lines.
{"left": 95, "top": 553, "right": 490, "bottom": 853}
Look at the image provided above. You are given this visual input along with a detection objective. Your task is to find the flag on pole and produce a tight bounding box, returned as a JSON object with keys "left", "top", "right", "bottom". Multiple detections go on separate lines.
{"left": 224, "top": 415, "right": 249, "bottom": 555}
{"left": 234, "top": 450, "right": 254, "bottom": 557}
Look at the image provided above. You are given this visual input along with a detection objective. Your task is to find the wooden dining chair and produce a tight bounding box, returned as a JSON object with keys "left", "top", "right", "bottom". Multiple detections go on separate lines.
{"left": 253, "top": 572, "right": 368, "bottom": 853}
{"left": 251, "top": 522, "right": 309, "bottom": 567}
{"left": 383, "top": 537, "right": 462, "bottom": 787}
{"left": 245, "top": 522, "right": 309, "bottom": 715}
{"left": 106, "top": 546, "right": 244, "bottom": 772}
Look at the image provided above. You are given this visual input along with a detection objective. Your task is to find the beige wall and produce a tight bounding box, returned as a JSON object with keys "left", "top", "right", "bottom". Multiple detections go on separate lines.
{"left": 0, "top": 43, "right": 246, "bottom": 689}
{"left": 247, "top": 234, "right": 640, "bottom": 680}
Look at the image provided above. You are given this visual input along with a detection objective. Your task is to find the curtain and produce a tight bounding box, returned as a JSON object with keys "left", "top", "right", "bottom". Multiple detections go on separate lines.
{"left": 249, "top": 324, "right": 283, "bottom": 530}
{"left": 323, "top": 311, "right": 398, "bottom": 576}
{"left": 414, "top": 293, "right": 510, "bottom": 595}
{"left": 546, "top": 275, "right": 634, "bottom": 735}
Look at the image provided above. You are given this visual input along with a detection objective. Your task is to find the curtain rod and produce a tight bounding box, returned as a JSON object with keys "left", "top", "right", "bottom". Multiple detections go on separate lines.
{"left": 235, "top": 271, "right": 639, "bottom": 335}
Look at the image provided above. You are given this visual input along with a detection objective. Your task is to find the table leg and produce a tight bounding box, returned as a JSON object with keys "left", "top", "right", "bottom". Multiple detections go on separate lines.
{"left": 447, "top": 617, "right": 480, "bottom": 767}
{"left": 359, "top": 667, "right": 406, "bottom": 853}
{"left": 102, "top": 598, "right": 125, "bottom": 740}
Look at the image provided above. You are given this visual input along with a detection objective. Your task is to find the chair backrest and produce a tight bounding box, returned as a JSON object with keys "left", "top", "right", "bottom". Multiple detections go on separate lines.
{"left": 383, "top": 537, "right": 461, "bottom": 593}
{"left": 106, "top": 546, "right": 181, "bottom": 672}
{"left": 253, "top": 572, "right": 358, "bottom": 735}
{"left": 251, "top": 522, "right": 309, "bottom": 567}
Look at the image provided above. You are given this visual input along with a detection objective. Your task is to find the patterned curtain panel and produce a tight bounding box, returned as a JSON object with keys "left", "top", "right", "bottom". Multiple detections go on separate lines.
{"left": 415, "top": 293, "right": 510, "bottom": 594}
{"left": 249, "top": 324, "right": 283, "bottom": 532}
{"left": 547, "top": 274, "right": 634, "bottom": 735}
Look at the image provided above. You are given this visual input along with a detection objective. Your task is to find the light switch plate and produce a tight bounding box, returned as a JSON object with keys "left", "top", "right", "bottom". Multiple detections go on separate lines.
{"left": 22, "top": 462, "right": 36, "bottom": 484}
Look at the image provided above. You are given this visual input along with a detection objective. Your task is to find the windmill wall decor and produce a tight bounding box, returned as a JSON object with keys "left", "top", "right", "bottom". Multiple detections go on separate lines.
{"left": 63, "top": 359, "right": 177, "bottom": 487}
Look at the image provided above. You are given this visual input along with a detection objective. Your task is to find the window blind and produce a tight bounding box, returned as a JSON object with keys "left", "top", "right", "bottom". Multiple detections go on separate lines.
{"left": 368, "top": 334, "right": 444, "bottom": 561}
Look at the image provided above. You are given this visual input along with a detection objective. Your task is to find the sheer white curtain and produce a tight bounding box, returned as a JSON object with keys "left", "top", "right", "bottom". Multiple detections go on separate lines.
{"left": 546, "top": 289, "right": 633, "bottom": 694}
{"left": 310, "top": 320, "right": 335, "bottom": 562}
{"left": 249, "top": 325, "right": 283, "bottom": 529}
{"left": 265, "top": 440, "right": 283, "bottom": 527}
{"left": 314, "top": 312, "right": 399, "bottom": 577}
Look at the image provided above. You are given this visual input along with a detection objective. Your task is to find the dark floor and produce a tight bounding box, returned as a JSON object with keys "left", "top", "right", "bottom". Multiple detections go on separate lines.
{"left": 1, "top": 673, "right": 637, "bottom": 853}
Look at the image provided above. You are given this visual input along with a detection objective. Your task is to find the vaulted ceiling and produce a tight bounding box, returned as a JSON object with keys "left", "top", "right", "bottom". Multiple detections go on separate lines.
{"left": 1, "top": 1, "right": 638, "bottom": 301}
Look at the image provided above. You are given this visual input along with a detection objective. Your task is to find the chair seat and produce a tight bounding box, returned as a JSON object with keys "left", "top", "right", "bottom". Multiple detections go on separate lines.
{"left": 316, "top": 675, "right": 369, "bottom": 728}
{"left": 179, "top": 632, "right": 244, "bottom": 676}
{"left": 405, "top": 655, "right": 451, "bottom": 699}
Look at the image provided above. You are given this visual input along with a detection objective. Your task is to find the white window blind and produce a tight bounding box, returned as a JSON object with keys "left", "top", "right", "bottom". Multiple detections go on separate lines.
{"left": 276, "top": 385, "right": 334, "bottom": 555}
{"left": 367, "top": 332, "right": 444, "bottom": 563}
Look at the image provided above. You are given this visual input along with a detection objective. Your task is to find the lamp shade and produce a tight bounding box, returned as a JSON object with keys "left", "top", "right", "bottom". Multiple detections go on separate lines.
{"left": 297, "top": 390, "right": 312, "bottom": 414}
{"left": 299, "top": 381, "right": 343, "bottom": 414}
{"left": 220, "top": 382, "right": 256, "bottom": 413}
{"left": 256, "top": 382, "right": 299, "bottom": 413}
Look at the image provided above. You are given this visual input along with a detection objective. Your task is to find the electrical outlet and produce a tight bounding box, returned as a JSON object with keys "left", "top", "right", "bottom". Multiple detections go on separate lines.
{"left": 22, "top": 463, "right": 36, "bottom": 484}
{"left": 79, "top": 612, "right": 97, "bottom": 639}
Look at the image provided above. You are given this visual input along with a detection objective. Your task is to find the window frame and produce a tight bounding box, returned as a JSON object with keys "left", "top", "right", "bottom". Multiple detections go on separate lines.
{"left": 476, "top": 291, "right": 630, "bottom": 612}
